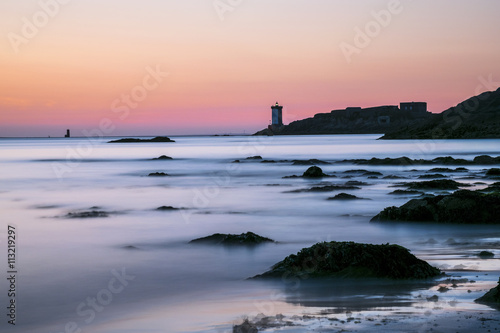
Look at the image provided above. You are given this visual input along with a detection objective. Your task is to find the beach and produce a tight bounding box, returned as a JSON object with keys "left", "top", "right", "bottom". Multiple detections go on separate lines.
{"left": 0, "top": 134, "right": 499, "bottom": 332}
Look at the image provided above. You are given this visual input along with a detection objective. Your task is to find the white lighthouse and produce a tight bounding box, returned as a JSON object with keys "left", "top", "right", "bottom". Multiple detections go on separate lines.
{"left": 271, "top": 102, "right": 283, "bottom": 126}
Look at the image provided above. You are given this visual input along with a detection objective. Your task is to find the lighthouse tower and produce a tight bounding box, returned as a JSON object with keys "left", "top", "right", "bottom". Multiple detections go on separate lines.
{"left": 271, "top": 102, "right": 283, "bottom": 126}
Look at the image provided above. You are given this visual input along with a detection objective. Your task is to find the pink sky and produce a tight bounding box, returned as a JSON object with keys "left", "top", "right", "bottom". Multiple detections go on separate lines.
{"left": 1, "top": 0, "right": 499, "bottom": 136}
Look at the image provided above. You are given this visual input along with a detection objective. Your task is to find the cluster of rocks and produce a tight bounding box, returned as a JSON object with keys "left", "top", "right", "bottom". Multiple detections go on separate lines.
{"left": 372, "top": 190, "right": 500, "bottom": 224}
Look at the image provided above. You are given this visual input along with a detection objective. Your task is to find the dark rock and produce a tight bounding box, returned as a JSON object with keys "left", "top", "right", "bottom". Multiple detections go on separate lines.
{"left": 292, "top": 159, "right": 330, "bottom": 165}
{"left": 474, "top": 155, "right": 500, "bottom": 165}
{"left": 288, "top": 185, "right": 361, "bottom": 193}
{"left": 418, "top": 174, "right": 447, "bottom": 179}
{"left": 343, "top": 169, "right": 368, "bottom": 174}
{"left": 260, "top": 160, "right": 276, "bottom": 163}
{"left": 246, "top": 156, "right": 263, "bottom": 160}
{"left": 372, "top": 190, "right": 500, "bottom": 224}
{"left": 148, "top": 172, "right": 169, "bottom": 177}
{"left": 252, "top": 241, "right": 441, "bottom": 279}
{"left": 189, "top": 232, "right": 274, "bottom": 245}
{"left": 232, "top": 160, "right": 241, "bottom": 163}
{"left": 156, "top": 206, "right": 179, "bottom": 211}
{"left": 302, "top": 166, "right": 326, "bottom": 178}
{"left": 486, "top": 168, "right": 500, "bottom": 176}
{"left": 388, "top": 189, "right": 424, "bottom": 195}
{"left": 233, "top": 319, "right": 258, "bottom": 333}
{"left": 327, "top": 193, "right": 366, "bottom": 200}
{"left": 363, "top": 171, "right": 383, "bottom": 176}
{"left": 405, "top": 179, "right": 470, "bottom": 190}
{"left": 109, "top": 136, "right": 175, "bottom": 143}
{"left": 478, "top": 251, "right": 495, "bottom": 259}
{"left": 427, "top": 295, "right": 439, "bottom": 302}
{"left": 66, "top": 210, "right": 109, "bottom": 218}
{"left": 344, "top": 180, "right": 369, "bottom": 186}
{"left": 153, "top": 155, "right": 173, "bottom": 160}
{"left": 383, "top": 175, "right": 406, "bottom": 179}
{"left": 428, "top": 167, "right": 468, "bottom": 173}
{"left": 476, "top": 278, "right": 500, "bottom": 304}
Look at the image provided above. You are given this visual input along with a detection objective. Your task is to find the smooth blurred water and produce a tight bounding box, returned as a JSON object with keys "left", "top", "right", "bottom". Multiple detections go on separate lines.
{"left": 0, "top": 135, "right": 499, "bottom": 332}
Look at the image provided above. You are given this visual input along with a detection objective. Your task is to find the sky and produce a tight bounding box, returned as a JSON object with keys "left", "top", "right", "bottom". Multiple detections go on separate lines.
{"left": 1, "top": 0, "right": 500, "bottom": 137}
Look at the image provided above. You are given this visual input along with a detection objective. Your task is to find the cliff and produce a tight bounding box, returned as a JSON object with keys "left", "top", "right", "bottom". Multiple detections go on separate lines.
{"left": 380, "top": 88, "right": 500, "bottom": 139}
{"left": 255, "top": 106, "right": 432, "bottom": 136}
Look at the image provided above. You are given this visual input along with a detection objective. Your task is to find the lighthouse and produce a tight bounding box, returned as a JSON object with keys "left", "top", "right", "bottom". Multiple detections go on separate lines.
{"left": 271, "top": 102, "right": 283, "bottom": 126}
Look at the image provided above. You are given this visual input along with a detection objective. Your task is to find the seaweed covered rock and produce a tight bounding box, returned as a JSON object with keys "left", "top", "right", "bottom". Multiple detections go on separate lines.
{"left": 253, "top": 241, "right": 440, "bottom": 279}
{"left": 190, "top": 232, "right": 274, "bottom": 245}
{"left": 302, "top": 166, "right": 326, "bottom": 178}
{"left": 372, "top": 190, "right": 500, "bottom": 224}
{"left": 327, "top": 193, "right": 365, "bottom": 200}
{"left": 404, "top": 179, "right": 470, "bottom": 190}
{"left": 476, "top": 278, "right": 500, "bottom": 304}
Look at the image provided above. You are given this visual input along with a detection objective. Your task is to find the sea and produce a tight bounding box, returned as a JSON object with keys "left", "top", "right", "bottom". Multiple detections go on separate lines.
{"left": 0, "top": 134, "right": 499, "bottom": 333}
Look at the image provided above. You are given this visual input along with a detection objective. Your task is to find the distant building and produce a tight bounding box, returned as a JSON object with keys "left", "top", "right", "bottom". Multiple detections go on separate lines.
{"left": 65, "top": 129, "right": 70, "bottom": 138}
{"left": 400, "top": 102, "right": 427, "bottom": 113}
{"left": 271, "top": 102, "right": 283, "bottom": 126}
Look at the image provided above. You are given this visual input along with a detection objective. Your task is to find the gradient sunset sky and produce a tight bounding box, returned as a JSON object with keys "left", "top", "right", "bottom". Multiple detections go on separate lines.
{"left": 1, "top": 0, "right": 500, "bottom": 137}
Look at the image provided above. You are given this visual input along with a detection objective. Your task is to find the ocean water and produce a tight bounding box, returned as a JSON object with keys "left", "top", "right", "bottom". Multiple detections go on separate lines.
{"left": 0, "top": 134, "right": 499, "bottom": 332}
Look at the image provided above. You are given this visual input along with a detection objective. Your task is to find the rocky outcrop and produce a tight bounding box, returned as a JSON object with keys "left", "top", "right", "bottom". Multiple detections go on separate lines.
{"left": 108, "top": 136, "right": 175, "bottom": 143}
{"left": 255, "top": 106, "right": 431, "bottom": 135}
{"left": 327, "top": 193, "right": 367, "bottom": 200}
{"left": 148, "top": 172, "right": 169, "bottom": 177}
{"left": 303, "top": 166, "right": 326, "bottom": 178}
{"left": 340, "top": 155, "right": 500, "bottom": 166}
{"left": 189, "top": 232, "right": 274, "bottom": 245}
{"left": 253, "top": 241, "right": 441, "bottom": 279}
{"left": 381, "top": 88, "right": 500, "bottom": 139}
{"left": 404, "top": 179, "right": 471, "bottom": 190}
{"left": 152, "top": 155, "right": 173, "bottom": 160}
{"left": 476, "top": 278, "right": 500, "bottom": 304}
{"left": 371, "top": 190, "right": 500, "bottom": 224}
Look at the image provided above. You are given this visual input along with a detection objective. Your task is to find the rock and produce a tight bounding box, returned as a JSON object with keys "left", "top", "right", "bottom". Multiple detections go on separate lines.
{"left": 292, "top": 159, "right": 330, "bottom": 165}
{"left": 327, "top": 193, "right": 366, "bottom": 200}
{"left": 372, "top": 190, "right": 500, "bottom": 224}
{"left": 486, "top": 168, "right": 500, "bottom": 176}
{"left": 153, "top": 155, "right": 173, "bottom": 160}
{"left": 233, "top": 319, "right": 258, "bottom": 333}
{"left": 288, "top": 185, "right": 361, "bottom": 193}
{"left": 388, "top": 190, "right": 424, "bottom": 195}
{"left": 246, "top": 156, "right": 263, "bottom": 160}
{"left": 478, "top": 251, "right": 495, "bottom": 258}
{"left": 428, "top": 167, "right": 468, "bottom": 173}
{"left": 148, "top": 172, "right": 169, "bottom": 177}
{"left": 302, "top": 166, "right": 326, "bottom": 178}
{"left": 189, "top": 232, "right": 274, "bottom": 245}
{"left": 363, "top": 171, "right": 383, "bottom": 176}
{"left": 418, "top": 174, "right": 447, "bottom": 179}
{"left": 474, "top": 155, "right": 500, "bottom": 165}
{"left": 66, "top": 210, "right": 109, "bottom": 218}
{"left": 427, "top": 295, "right": 439, "bottom": 302}
{"left": 405, "top": 179, "right": 470, "bottom": 190}
{"left": 343, "top": 169, "right": 368, "bottom": 174}
{"left": 344, "top": 180, "right": 369, "bottom": 186}
{"left": 232, "top": 160, "right": 241, "bottom": 163}
{"left": 476, "top": 278, "right": 500, "bottom": 304}
{"left": 156, "top": 206, "right": 179, "bottom": 211}
{"left": 109, "top": 136, "right": 175, "bottom": 143}
{"left": 383, "top": 175, "right": 406, "bottom": 179}
{"left": 260, "top": 160, "right": 276, "bottom": 163}
{"left": 253, "top": 241, "right": 441, "bottom": 279}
